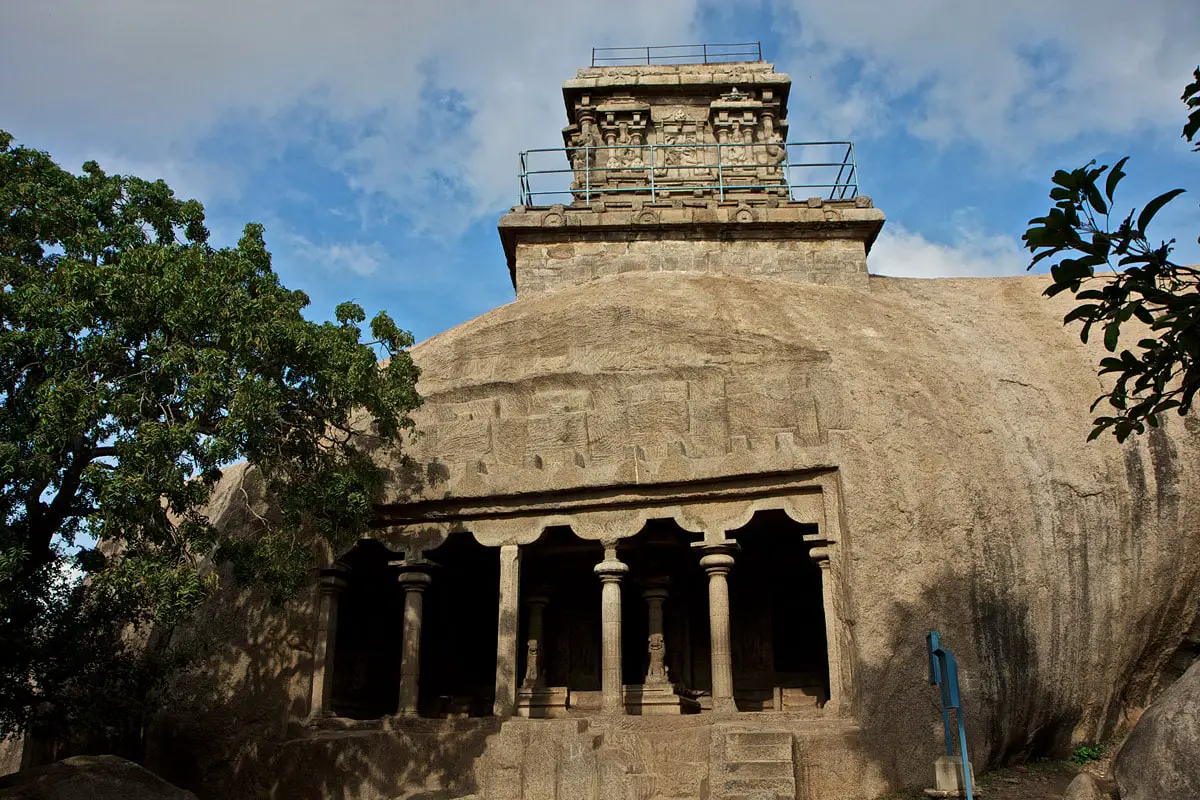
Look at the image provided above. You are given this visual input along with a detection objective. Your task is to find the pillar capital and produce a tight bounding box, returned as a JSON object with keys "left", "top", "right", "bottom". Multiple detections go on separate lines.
{"left": 809, "top": 546, "right": 832, "bottom": 568}
{"left": 643, "top": 585, "right": 672, "bottom": 604}
{"left": 643, "top": 578, "right": 672, "bottom": 597}
{"left": 594, "top": 549, "right": 629, "bottom": 583}
{"left": 318, "top": 565, "right": 349, "bottom": 594}
{"left": 694, "top": 541, "right": 738, "bottom": 575}
{"left": 391, "top": 559, "right": 437, "bottom": 592}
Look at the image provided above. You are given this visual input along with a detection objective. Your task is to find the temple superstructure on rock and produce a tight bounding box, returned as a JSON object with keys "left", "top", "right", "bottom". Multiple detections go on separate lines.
{"left": 119, "top": 45, "right": 1200, "bottom": 800}
{"left": 307, "top": 53, "right": 863, "bottom": 733}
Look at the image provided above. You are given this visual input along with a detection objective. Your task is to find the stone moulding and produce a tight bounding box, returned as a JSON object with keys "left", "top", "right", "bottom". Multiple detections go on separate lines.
{"left": 497, "top": 199, "right": 884, "bottom": 290}
{"left": 368, "top": 466, "right": 840, "bottom": 553}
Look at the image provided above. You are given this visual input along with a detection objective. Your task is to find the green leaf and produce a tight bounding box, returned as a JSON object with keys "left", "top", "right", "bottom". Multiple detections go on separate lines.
{"left": 1131, "top": 305, "right": 1155, "bottom": 325}
{"left": 1136, "top": 188, "right": 1185, "bottom": 233}
{"left": 1104, "top": 321, "right": 1121, "bottom": 351}
{"left": 1083, "top": 179, "right": 1108, "bottom": 216}
{"left": 1063, "top": 304, "right": 1099, "bottom": 324}
{"left": 1184, "top": 67, "right": 1200, "bottom": 145}
{"left": 1105, "top": 157, "right": 1129, "bottom": 202}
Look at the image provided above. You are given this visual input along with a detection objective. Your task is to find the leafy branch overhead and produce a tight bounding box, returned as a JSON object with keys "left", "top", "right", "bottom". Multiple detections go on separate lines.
{"left": 0, "top": 130, "right": 421, "bottom": 738}
{"left": 1023, "top": 68, "right": 1200, "bottom": 442}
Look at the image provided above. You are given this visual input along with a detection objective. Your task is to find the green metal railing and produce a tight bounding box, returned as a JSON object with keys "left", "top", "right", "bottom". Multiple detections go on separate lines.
{"left": 517, "top": 140, "right": 859, "bottom": 206}
{"left": 591, "top": 42, "right": 763, "bottom": 66}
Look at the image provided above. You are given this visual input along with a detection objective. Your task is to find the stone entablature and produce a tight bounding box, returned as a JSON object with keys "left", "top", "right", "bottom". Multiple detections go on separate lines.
{"left": 565, "top": 62, "right": 792, "bottom": 93}
{"left": 498, "top": 197, "right": 883, "bottom": 295}
{"left": 375, "top": 469, "right": 837, "bottom": 551}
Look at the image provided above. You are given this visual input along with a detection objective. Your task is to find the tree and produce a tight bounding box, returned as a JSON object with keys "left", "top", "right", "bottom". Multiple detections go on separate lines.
{"left": 1023, "top": 68, "right": 1200, "bottom": 442}
{"left": 0, "top": 131, "right": 421, "bottom": 742}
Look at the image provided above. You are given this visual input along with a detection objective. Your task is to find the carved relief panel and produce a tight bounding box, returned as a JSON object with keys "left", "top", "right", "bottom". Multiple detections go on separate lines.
{"left": 563, "top": 82, "right": 791, "bottom": 200}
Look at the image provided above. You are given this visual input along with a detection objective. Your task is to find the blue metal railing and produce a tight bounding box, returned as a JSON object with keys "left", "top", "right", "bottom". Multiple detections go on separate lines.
{"left": 591, "top": 42, "right": 762, "bottom": 67}
{"left": 517, "top": 140, "right": 859, "bottom": 206}
{"left": 927, "top": 631, "right": 976, "bottom": 800}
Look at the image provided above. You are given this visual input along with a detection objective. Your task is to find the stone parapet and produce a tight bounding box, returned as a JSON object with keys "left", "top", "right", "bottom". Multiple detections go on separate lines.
{"left": 498, "top": 198, "right": 884, "bottom": 296}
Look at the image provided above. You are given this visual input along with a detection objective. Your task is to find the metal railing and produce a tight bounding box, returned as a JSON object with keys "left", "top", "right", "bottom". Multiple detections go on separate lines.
{"left": 591, "top": 42, "right": 762, "bottom": 66}
{"left": 927, "top": 631, "right": 976, "bottom": 800}
{"left": 517, "top": 140, "right": 858, "bottom": 206}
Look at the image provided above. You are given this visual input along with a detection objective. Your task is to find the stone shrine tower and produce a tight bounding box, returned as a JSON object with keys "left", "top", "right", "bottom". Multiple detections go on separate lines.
{"left": 500, "top": 56, "right": 883, "bottom": 296}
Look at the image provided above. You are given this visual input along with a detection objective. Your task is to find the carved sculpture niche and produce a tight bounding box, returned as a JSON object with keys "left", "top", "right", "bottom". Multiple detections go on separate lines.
{"left": 654, "top": 109, "right": 712, "bottom": 187}
{"left": 597, "top": 94, "right": 651, "bottom": 185}
{"left": 566, "top": 93, "right": 602, "bottom": 195}
{"left": 709, "top": 87, "right": 789, "bottom": 194}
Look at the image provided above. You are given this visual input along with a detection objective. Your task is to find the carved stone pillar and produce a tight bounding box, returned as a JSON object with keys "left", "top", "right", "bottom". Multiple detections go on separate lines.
{"left": 697, "top": 542, "right": 738, "bottom": 713}
{"left": 392, "top": 560, "right": 436, "bottom": 717}
{"left": 494, "top": 544, "right": 522, "bottom": 717}
{"left": 643, "top": 580, "right": 670, "bottom": 685}
{"left": 308, "top": 565, "right": 348, "bottom": 719}
{"left": 810, "top": 545, "right": 843, "bottom": 712}
{"left": 594, "top": 547, "right": 629, "bottom": 714}
{"left": 522, "top": 594, "right": 549, "bottom": 689}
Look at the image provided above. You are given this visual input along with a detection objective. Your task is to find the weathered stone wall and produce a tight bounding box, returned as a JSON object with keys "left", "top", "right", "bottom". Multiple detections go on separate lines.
{"left": 514, "top": 235, "right": 868, "bottom": 296}
{"left": 385, "top": 271, "right": 1200, "bottom": 775}
{"left": 498, "top": 199, "right": 882, "bottom": 296}
{"left": 145, "top": 271, "right": 1200, "bottom": 799}
{"left": 565, "top": 61, "right": 791, "bottom": 94}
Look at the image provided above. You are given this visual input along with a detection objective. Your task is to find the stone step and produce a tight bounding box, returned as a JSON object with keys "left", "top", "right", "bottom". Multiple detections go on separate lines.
{"left": 724, "top": 731, "right": 793, "bottom": 762}
{"left": 720, "top": 794, "right": 792, "bottom": 800}
{"left": 720, "top": 776, "right": 796, "bottom": 796}
{"left": 722, "top": 759, "right": 795, "bottom": 780}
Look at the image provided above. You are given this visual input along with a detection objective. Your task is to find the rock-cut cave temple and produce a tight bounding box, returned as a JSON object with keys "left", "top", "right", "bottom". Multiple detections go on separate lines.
{"left": 142, "top": 48, "right": 1200, "bottom": 800}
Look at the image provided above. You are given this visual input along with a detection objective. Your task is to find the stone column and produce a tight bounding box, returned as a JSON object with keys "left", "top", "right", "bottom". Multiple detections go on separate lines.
{"left": 594, "top": 547, "right": 629, "bottom": 714}
{"left": 308, "top": 565, "right": 348, "bottom": 719}
{"left": 810, "top": 546, "right": 843, "bottom": 712}
{"left": 697, "top": 542, "right": 738, "bottom": 713}
{"left": 522, "top": 594, "right": 549, "bottom": 688}
{"left": 494, "top": 544, "right": 522, "bottom": 717}
{"left": 392, "top": 560, "right": 436, "bottom": 717}
{"left": 642, "top": 580, "right": 670, "bottom": 685}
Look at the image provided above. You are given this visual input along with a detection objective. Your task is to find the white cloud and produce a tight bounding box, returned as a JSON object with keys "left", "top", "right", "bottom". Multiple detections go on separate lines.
{"left": 5, "top": 0, "right": 1194, "bottom": 241}
{"left": 0, "top": 0, "right": 700, "bottom": 226}
{"left": 869, "top": 222, "right": 1028, "bottom": 278}
{"left": 76, "top": 151, "right": 245, "bottom": 207}
{"left": 288, "top": 234, "right": 386, "bottom": 277}
{"left": 775, "top": 0, "right": 1199, "bottom": 153}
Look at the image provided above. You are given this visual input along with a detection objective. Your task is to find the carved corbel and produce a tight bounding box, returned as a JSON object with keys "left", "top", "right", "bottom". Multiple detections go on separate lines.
{"left": 569, "top": 507, "right": 652, "bottom": 546}
{"left": 470, "top": 517, "right": 548, "bottom": 548}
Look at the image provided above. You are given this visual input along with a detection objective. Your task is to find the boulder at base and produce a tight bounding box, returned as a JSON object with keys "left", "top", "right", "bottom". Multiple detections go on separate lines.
{"left": 1062, "top": 772, "right": 1108, "bottom": 800}
{"left": 1115, "top": 659, "right": 1200, "bottom": 800}
{"left": 0, "top": 755, "right": 197, "bottom": 800}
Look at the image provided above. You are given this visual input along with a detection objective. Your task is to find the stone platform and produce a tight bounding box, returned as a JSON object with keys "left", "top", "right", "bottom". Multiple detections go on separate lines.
{"left": 268, "top": 714, "right": 888, "bottom": 800}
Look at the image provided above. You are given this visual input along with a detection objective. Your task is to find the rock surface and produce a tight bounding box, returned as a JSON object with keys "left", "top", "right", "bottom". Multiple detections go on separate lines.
{"left": 1115, "top": 659, "right": 1200, "bottom": 800}
{"left": 0, "top": 755, "right": 196, "bottom": 800}
{"left": 142, "top": 271, "right": 1200, "bottom": 800}
{"left": 1062, "top": 772, "right": 1107, "bottom": 800}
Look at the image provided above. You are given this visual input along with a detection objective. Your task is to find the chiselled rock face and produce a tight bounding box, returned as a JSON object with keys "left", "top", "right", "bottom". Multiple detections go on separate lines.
{"left": 143, "top": 55, "right": 1200, "bottom": 800}
{"left": 383, "top": 268, "right": 1200, "bottom": 759}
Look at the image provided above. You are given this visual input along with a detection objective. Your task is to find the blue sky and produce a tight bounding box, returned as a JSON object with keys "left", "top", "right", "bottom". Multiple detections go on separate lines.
{"left": 4, "top": 0, "right": 1198, "bottom": 344}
